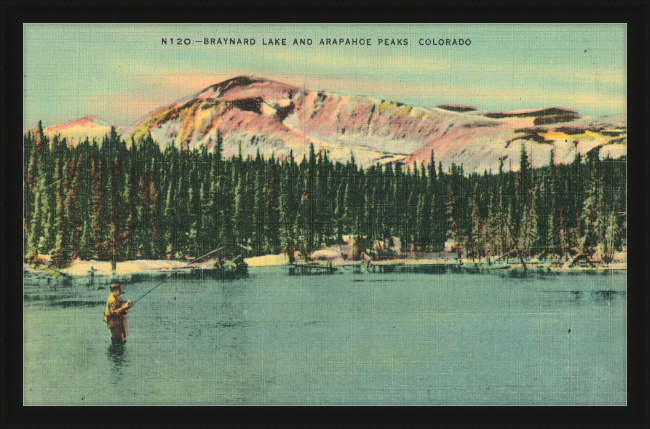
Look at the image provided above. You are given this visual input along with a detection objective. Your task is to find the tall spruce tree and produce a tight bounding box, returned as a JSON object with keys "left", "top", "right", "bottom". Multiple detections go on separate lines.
{"left": 107, "top": 161, "right": 123, "bottom": 270}
{"left": 467, "top": 183, "right": 483, "bottom": 260}
{"left": 51, "top": 137, "right": 70, "bottom": 267}
{"left": 485, "top": 183, "right": 500, "bottom": 258}
{"left": 90, "top": 155, "right": 106, "bottom": 260}
{"left": 447, "top": 164, "right": 464, "bottom": 257}
{"left": 123, "top": 138, "right": 138, "bottom": 260}
{"left": 252, "top": 150, "right": 267, "bottom": 255}
{"left": 520, "top": 184, "right": 539, "bottom": 256}
{"left": 431, "top": 161, "right": 447, "bottom": 251}
{"left": 24, "top": 132, "right": 36, "bottom": 254}
{"left": 66, "top": 157, "right": 82, "bottom": 259}
{"left": 137, "top": 163, "right": 152, "bottom": 259}
{"left": 150, "top": 167, "right": 164, "bottom": 259}
{"left": 26, "top": 168, "right": 48, "bottom": 260}
{"left": 266, "top": 155, "right": 281, "bottom": 253}
{"left": 163, "top": 182, "right": 177, "bottom": 259}
{"left": 218, "top": 164, "right": 235, "bottom": 249}
{"left": 175, "top": 146, "right": 191, "bottom": 257}
{"left": 579, "top": 152, "right": 601, "bottom": 255}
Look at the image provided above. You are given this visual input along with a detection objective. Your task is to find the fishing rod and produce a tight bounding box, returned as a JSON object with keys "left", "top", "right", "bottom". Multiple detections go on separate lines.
{"left": 133, "top": 246, "right": 226, "bottom": 303}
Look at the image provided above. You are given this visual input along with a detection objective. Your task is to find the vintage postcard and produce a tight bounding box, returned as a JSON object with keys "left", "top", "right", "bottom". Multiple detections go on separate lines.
{"left": 23, "top": 23, "right": 626, "bottom": 405}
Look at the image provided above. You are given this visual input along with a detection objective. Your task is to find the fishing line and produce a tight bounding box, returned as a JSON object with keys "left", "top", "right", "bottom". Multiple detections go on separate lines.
{"left": 133, "top": 246, "right": 226, "bottom": 303}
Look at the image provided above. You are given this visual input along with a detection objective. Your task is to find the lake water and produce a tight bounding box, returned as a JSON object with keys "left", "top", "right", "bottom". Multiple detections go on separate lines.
{"left": 24, "top": 267, "right": 626, "bottom": 405}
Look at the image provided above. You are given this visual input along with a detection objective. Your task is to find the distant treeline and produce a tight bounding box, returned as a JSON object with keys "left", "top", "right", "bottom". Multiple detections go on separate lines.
{"left": 24, "top": 123, "right": 626, "bottom": 267}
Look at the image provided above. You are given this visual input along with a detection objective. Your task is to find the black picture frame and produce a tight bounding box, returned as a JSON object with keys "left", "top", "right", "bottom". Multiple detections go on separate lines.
{"left": 2, "top": 1, "right": 648, "bottom": 428}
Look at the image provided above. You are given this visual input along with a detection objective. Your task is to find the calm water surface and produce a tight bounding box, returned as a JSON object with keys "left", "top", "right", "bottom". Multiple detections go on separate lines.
{"left": 24, "top": 267, "right": 626, "bottom": 405}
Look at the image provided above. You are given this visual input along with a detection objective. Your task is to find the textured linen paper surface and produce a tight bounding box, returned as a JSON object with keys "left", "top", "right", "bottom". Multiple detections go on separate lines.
{"left": 23, "top": 23, "right": 626, "bottom": 405}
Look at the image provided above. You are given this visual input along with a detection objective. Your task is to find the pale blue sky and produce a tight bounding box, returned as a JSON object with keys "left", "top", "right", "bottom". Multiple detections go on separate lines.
{"left": 24, "top": 24, "right": 626, "bottom": 129}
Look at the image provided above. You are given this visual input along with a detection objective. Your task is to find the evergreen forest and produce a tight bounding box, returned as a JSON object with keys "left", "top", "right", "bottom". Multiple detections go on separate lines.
{"left": 23, "top": 122, "right": 627, "bottom": 267}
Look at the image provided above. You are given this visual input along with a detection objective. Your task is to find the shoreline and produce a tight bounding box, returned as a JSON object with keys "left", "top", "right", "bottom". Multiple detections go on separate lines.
{"left": 24, "top": 255, "right": 627, "bottom": 280}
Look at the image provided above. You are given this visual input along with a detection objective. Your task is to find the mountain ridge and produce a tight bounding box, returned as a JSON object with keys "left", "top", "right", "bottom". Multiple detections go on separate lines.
{"left": 34, "top": 75, "right": 626, "bottom": 171}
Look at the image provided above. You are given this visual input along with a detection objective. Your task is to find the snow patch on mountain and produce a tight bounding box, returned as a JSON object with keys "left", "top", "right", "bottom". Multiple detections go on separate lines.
{"left": 32, "top": 76, "right": 626, "bottom": 172}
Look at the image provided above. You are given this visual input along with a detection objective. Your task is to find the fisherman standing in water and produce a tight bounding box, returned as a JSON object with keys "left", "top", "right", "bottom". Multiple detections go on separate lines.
{"left": 104, "top": 282, "right": 134, "bottom": 343}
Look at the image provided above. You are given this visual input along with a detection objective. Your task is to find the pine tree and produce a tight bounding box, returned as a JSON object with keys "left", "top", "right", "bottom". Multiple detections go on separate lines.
{"left": 26, "top": 171, "right": 48, "bottom": 261}
{"left": 296, "top": 161, "right": 312, "bottom": 253}
{"left": 391, "top": 163, "right": 403, "bottom": 241}
{"left": 51, "top": 138, "right": 70, "bottom": 267}
{"left": 206, "top": 161, "right": 219, "bottom": 251}
{"left": 163, "top": 182, "right": 177, "bottom": 259}
{"left": 467, "top": 184, "right": 483, "bottom": 260}
{"left": 66, "top": 158, "right": 82, "bottom": 259}
{"left": 108, "top": 161, "right": 123, "bottom": 270}
{"left": 355, "top": 168, "right": 366, "bottom": 241}
{"left": 198, "top": 182, "right": 211, "bottom": 256}
{"left": 303, "top": 144, "right": 317, "bottom": 250}
{"left": 79, "top": 220, "right": 92, "bottom": 260}
{"left": 602, "top": 211, "right": 619, "bottom": 263}
{"left": 520, "top": 184, "right": 538, "bottom": 256}
{"left": 428, "top": 150, "right": 437, "bottom": 189}
{"left": 343, "top": 176, "right": 355, "bottom": 237}
{"left": 579, "top": 152, "right": 601, "bottom": 255}
{"left": 123, "top": 138, "right": 138, "bottom": 260}
{"left": 555, "top": 206, "right": 568, "bottom": 259}
{"left": 552, "top": 155, "right": 569, "bottom": 258}
{"left": 207, "top": 132, "right": 223, "bottom": 245}
{"left": 266, "top": 155, "right": 281, "bottom": 253}
{"left": 24, "top": 132, "right": 37, "bottom": 254}
{"left": 362, "top": 177, "right": 373, "bottom": 240}
{"left": 251, "top": 152, "right": 267, "bottom": 255}
{"left": 415, "top": 190, "right": 431, "bottom": 250}
{"left": 333, "top": 176, "right": 346, "bottom": 244}
{"left": 137, "top": 164, "right": 152, "bottom": 259}
{"left": 78, "top": 138, "right": 94, "bottom": 249}
{"left": 405, "top": 171, "right": 419, "bottom": 250}
{"left": 320, "top": 154, "right": 336, "bottom": 245}
{"left": 594, "top": 158, "right": 608, "bottom": 249}
{"left": 187, "top": 168, "right": 202, "bottom": 257}
{"left": 218, "top": 165, "right": 235, "bottom": 249}
{"left": 24, "top": 130, "right": 39, "bottom": 260}
{"left": 91, "top": 153, "right": 107, "bottom": 260}
{"left": 39, "top": 134, "right": 57, "bottom": 254}
{"left": 484, "top": 184, "right": 500, "bottom": 258}
{"left": 447, "top": 164, "right": 464, "bottom": 257}
{"left": 175, "top": 146, "right": 191, "bottom": 256}
{"left": 150, "top": 168, "right": 164, "bottom": 259}
{"left": 371, "top": 164, "right": 386, "bottom": 242}
{"left": 233, "top": 165, "right": 247, "bottom": 246}
{"left": 431, "top": 161, "right": 447, "bottom": 251}
{"left": 566, "top": 152, "right": 583, "bottom": 250}
{"left": 541, "top": 149, "right": 557, "bottom": 255}
{"left": 279, "top": 160, "right": 295, "bottom": 253}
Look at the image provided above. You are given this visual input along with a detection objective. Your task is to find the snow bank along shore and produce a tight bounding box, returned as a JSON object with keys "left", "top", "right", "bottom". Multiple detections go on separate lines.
{"left": 23, "top": 251, "right": 626, "bottom": 280}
